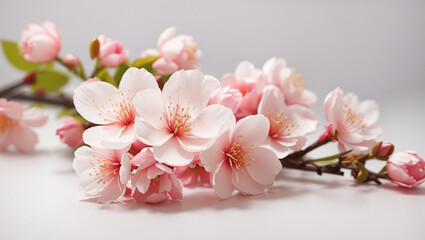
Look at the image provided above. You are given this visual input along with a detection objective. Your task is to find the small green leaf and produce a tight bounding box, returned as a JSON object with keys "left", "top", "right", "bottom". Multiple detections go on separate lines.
{"left": 31, "top": 70, "right": 69, "bottom": 92}
{"left": 379, "top": 165, "right": 387, "bottom": 174}
{"left": 73, "top": 115, "right": 88, "bottom": 123}
{"left": 355, "top": 161, "right": 369, "bottom": 184}
{"left": 1, "top": 40, "right": 42, "bottom": 72}
{"left": 114, "top": 63, "right": 130, "bottom": 85}
{"left": 132, "top": 56, "right": 160, "bottom": 72}
{"left": 89, "top": 38, "right": 100, "bottom": 59}
{"left": 31, "top": 102, "right": 47, "bottom": 108}
{"left": 96, "top": 68, "right": 117, "bottom": 87}
{"left": 57, "top": 108, "right": 76, "bottom": 119}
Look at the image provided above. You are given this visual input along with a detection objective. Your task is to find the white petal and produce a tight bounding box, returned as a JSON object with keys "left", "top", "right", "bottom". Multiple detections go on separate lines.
{"left": 213, "top": 161, "right": 235, "bottom": 199}
{"left": 73, "top": 82, "right": 122, "bottom": 124}
{"left": 83, "top": 125, "right": 135, "bottom": 149}
{"left": 134, "top": 89, "right": 165, "bottom": 128}
{"left": 245, "top": 147, "right": 281, "bottom": 185}
{"left": 199, "top": 130, "right": 230, "bottom": 172}
{"left": 119, "top": 67, "right": 159, "bottom": 98}
{"left": 153, "top": 137, "right": 194, "bottom": 166}
{"left": 231, "top": 115, "right": 270, "bottom": 147}
{"left": 190, "top": 104, "right": 235, "bottom": 139}
{"left": 135, "top": 118, "right": 173, "bottom": 146}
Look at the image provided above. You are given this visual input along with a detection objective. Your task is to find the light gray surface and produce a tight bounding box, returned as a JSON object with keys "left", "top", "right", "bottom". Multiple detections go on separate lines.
{"left": 0, "top": 1, "right": 424, "bottom": 239}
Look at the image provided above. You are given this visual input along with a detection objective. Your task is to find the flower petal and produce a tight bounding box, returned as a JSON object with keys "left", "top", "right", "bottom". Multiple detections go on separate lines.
{"left": 83, "top": 125, "right": 135, "bottom": 149}
{"left": 231, "top": 115, "right": 269, "bottom": 147}
{"left": 135, "top": 118, "right": 173, "bottom": 146}
{"left": 119, "top": 67, "right": 159, "bottom": 97}
{"left": 153, "top": 137, "right": 194, "bottom": 166}
{"left": 190, "top": 104, "right": 235, "bottom": 139}
{"left": 200, "top": 130, "right": 230, "bottom": 172}
{"left": 245, "top": 147, "right": 281, "bottom": 185}
{"left": 134, "top": 89, "right": 165, "bottom": 128}
{"left": 212, "top": 161, "right": 234, "bottom": 199}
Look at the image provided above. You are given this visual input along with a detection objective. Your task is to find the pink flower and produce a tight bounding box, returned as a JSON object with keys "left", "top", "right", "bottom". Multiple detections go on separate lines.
{"left": 221, "top": 61, "right": 266, "bottom": 119}
{"left": 174, "top": 153, "right": 212, "bottom": 187}
{"left": 372, "top": 141, "right": 394, "bottom": 158}
{"left": 79, "top": 77, "right": 99, "bottom": 86}
{"left": 56, "top": 117, "right": 84, "bottom": 148}
{"left": 63, "top": 53, "right": 79, "bottom": 68}
{"left": 258, "top": 86, "right": 317, "bottom": 158}
{"left": 323, "top": 88, "right": 382, "bottom": 154}
{"left": 73, "top": 146, "right": 131, "bottom": 203}
{"left": 142, "top": 27, "right": 201, "bottom": 75}
{"left": 200, "top": 115, "right": 282, "bottom": 199}
{"left": 19, "top": 21, "right": 61, "bottom": 63}
{"left": 263, "top": 57, "right": 316, "bottom": 106}
{"left": 0, "top": 99, "right": 47, "bottom": 153}
{"left": 205, "top": 75, "right": 242, "bottom": 114}
{"left": 98, "top": 35, "right": 129, "bottom": 68}
{"left": 134, "top": 70, "right": 235, "bottom": 166}
{"left": 387, "top": 151, "right": 425, "bottom": 188}
{"left": 73, "top": 67, "right": 158, "bottom": 149}
{"left": 131, "top": 148, "right": 182, "bottom": 204}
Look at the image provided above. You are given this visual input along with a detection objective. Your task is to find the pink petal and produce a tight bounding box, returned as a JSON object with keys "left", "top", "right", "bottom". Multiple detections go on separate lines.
{"left": 177, "top": 136, "right": 212, "bottom": 152}
{"left": 162, "top": 70, "right": 210, "bottom": 117}
{"left": 73, "top": 82, "right": 122, "bottom": 124}
{"left": 11, "top": 125, "right": 38, "bottom": 153}
{"left": 132, "top": 148, "right": 157, "bottom": 170}
{"left": 190, "top": 104, "right": 235, "bottom": 139}
{"left": 118, "top": 67, "right": 159, "bottom": 98}
{"left": 134, "top": 89, "right": 165, "bottom": 128}
{"left": 231, "top": 115, "right": 269, "bottom": 147}
{"left": 152, "top": 58, "right": 178, "bottom": 75}
{"left": 358, "top": 100, "right": 379, "bottom": 126}
{"left": 169, "top": 174, "right": 183, "bottom": 200}
{"left": 153, "top": 137, "right": 194, "bottom": 166}
{"left": 133, "top": 169, "right": 150, "bottom": 194}
{"left": 134, "top": 118, "right": 172, "bottom": 146}
{"left": 83, "top": 124, "right": 135, "bottom": 149}
{"left": 199, "top": 130, "right": 230, "bottom": 172}
{"left": 261, "top": 137, "right": 290, "bottom": 158}
{"left": 160, "top": 38, "right": 184, "bottom": 61}
{"left": 232, "top": 167, "right": 266, "bottom": 195}
{"left": 258, "top": 85, "right": 286, "bottom": 116}
{"left": 245, "top": 147, "right": 281, "bottom": 185}
{"left": 141, "top": 48, "right": 159, "bottom": 58}
{"left": 98, "top": 179, "right": 126, "bottom": 203}
{"left": 285, "top": 105, "right": 317, "bottom": 136}
{"left": 158, "top": 174, "right": 172, "bottom": 192}
{"left": 22, "top": 108, "right": 48, "bottom": 127}
{"left": 213, "top": 161, "right": 235, "bottom": 199}
{"left": 148, "top": 165, "right": 165, "bottom": 179}
{"left": 157, "top": 26, "right": 176, "bottom": 49}
{"left": 119, "top": 153, "right": 131, "bottom": 185}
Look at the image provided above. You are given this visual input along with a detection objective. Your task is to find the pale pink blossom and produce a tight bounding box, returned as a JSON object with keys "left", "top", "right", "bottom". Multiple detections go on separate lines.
{"left": 73, "top": 146, "right": 131, "bottom": 203}
{"left": 263, "top": 57, "right": 316, "bottom": 106}
{"left": 19, "top": 21, "right": 61, "bottom": 63}
{"left": 131, "top": 148, "right": 183, "bottom": 203}
{"left": 221, "top": 61, "right": 266, "bottom": 119}
{"left": 205, "top": 75, "right": 242, "bottom": 114}
{"left": 141, "top": 27, "right": 201, "bottom": 75}
{"left": 63, "top": 53, "right": 79, "bottom": 68}
{"left": 174, "top": 153, "right": 212, "bottom": 187}
{"left": 387, "top": 151, "right": 425, "bottom": 188}
{"left": 74, "top": 67, "right": 158, "bottom": 149}
{"left": 323, "top": 88, "right": 382, "bottom": 154}
{"left": 56, "top": 117, "right": 84, "bottom": 148}
{"left": 79, "top": 77, "right": 99, "bottom": 87}
{"left": 258, "top": 86, "right": 317, "bottom": 158}
{"left": 98, "top": 35, "right": 129, "bottom": 68}
{"left": 200, "top": 115, "right": 282, "bottom": 199}
{"left": 0, "top": 99, "right": 47, "bottom": 153}
{"left": 134, "top": 70, "right": 235, "bottom": 166}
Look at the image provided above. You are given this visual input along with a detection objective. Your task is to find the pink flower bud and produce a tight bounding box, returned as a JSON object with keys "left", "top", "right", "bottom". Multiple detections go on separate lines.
{"left": 78, "top": 77, "right": 99, "bottom": 87}
{"left": 97, "top": 35, "right": 129, "bottom": 68}
{"left": 318, "top": 124, "right": 336, "bottom": 144}
{"left": 19, "top": 21, "right": 61, "bottom": 63}
{"left": 63, "top": 54, "right": 79, "bottom": 69}
{"left": 387, "top": 151, "right": 425, "bottom": 188}
{"left": 372, "top": 141, "right": 394, "bottom": 158}
{"left": 22, "top": 72, "right": 37, "bottom": 85}
{"left": 56, "top": 117, "right": 84, "bottom": 148}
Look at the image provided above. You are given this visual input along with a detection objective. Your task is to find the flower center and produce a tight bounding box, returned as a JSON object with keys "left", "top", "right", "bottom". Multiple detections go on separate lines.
{"left": 89, "top": 156, "right": 120, "bottom": 185}
{"left": 290, "top": 69, "right": 306, "bottom": 91}
{"left": 342, "top": 104, "right": 366, "bottom": 131}
{"left": 0, "top": 114, "right": 15, "bottom": 133}
{"left": 225, "top": 137, "right": 254, "bottom": 170}
{"left": 94, "top": 89, "right": 136, "bottom": 126}
{"left": 162, "top": 94, "right": 196, "bottom": 136}
{"left": 184, "top": 43, "right": 198, "bottom": 65}
{"left": 267, "top": 110, "right": 299, "bottom": 138}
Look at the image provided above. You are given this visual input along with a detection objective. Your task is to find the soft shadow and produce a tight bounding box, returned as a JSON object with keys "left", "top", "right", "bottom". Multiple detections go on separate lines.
{"left": 380, "top": 183, "right": 425, "bottom": 196}
{"left": 0, "top": 149, "right": 51, "bottom": 158}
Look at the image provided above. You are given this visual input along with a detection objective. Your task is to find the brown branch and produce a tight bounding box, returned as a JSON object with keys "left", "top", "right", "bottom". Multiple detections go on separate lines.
{"left": 8, "top": 92, "right": 74, "bottom": 108}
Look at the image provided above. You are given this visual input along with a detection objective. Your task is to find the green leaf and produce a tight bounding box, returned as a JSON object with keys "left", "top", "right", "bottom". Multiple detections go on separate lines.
{"left": 132, "top": 56, "right": 160, "bottom": 72}
{"left": 72, "top": 115, "right": 88, "bottom": 123}
{"left": 31, "top": 102, "right": 47, "bottom": 108}
{"left": 1, "top": 40, "right": 42, "bottom": 72}
{"left": 378, "top": 165, "right": 387, "bottom": 174}
{"left": 114, "top": 63, "right": 130, "bottom": 85}
{"left": 96, "top": 68, "right": 117, "bottom": 87}
{"left": 355, "top": 161, "right": 369, "bottom": 184}
{"left": 31, "top": 70, "right": 69, "bottom": 92}
{"left": 57, "top": 108, "right": 76, "bottom": 119}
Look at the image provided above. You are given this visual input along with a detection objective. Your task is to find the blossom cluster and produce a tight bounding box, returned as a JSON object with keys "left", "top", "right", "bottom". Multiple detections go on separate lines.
{"left": 1, "top": 21, "right": 424, "bottom": 205}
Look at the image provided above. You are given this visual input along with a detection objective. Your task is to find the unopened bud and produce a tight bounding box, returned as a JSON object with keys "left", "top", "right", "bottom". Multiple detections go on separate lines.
{"left": 23, "top": 72, "right": 37, "bottom": 85}
{"left": 372, "top": 141, "right": 394, "bottom": 159}
{"left": 63, "top": 54, "right": 79, "bottom": 69}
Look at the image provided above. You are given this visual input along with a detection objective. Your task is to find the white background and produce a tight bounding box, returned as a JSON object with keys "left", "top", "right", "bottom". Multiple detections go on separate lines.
{"left": 0, "top": 1, "right": 424, "bottom": 239}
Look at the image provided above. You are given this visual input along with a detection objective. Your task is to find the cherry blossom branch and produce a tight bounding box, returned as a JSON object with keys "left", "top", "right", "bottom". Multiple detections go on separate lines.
{"left": 284, "top": 138, "right": 331, "bottom": 161}
{"left": 8, "top": 92, "right": 74, "bottom": 108}
{"left": 56, "top": 57, "right": 87, "bottom": 80}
